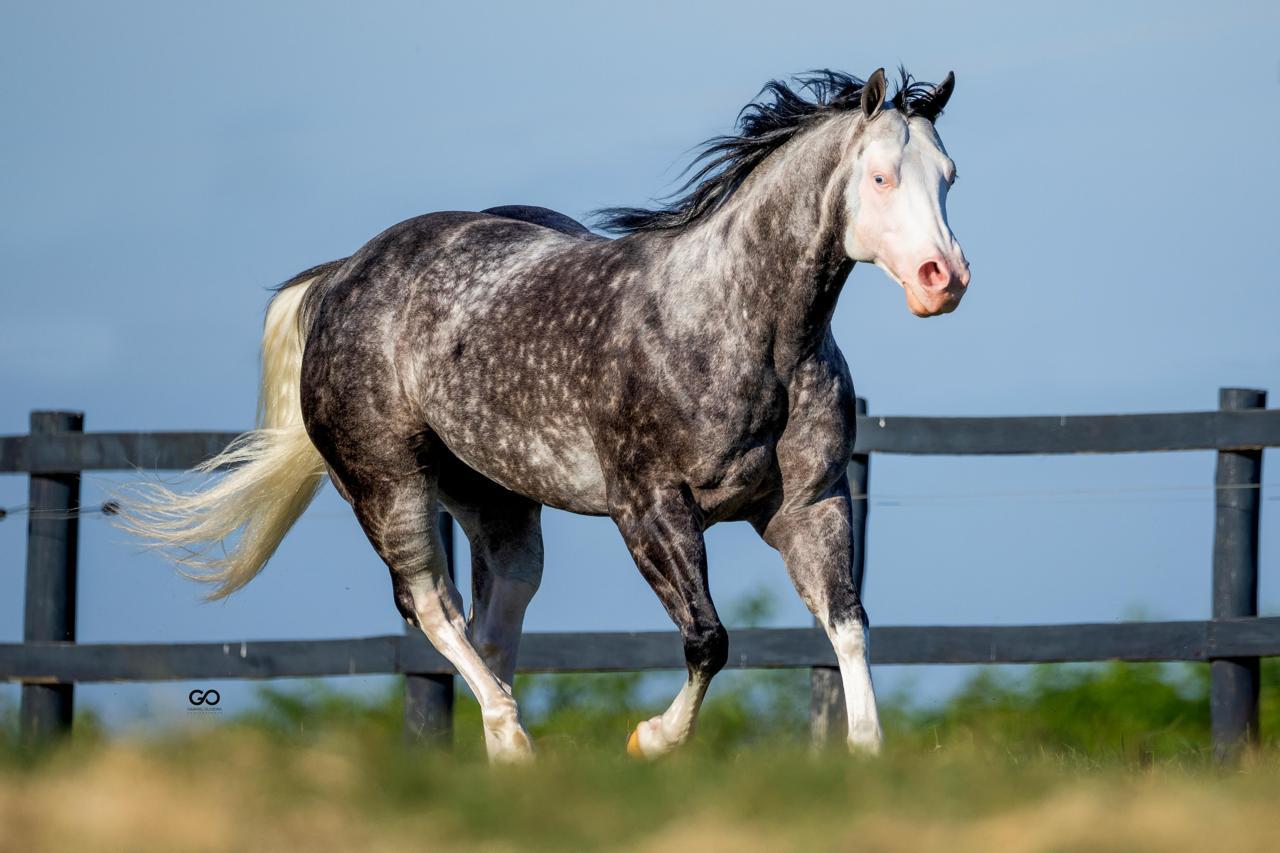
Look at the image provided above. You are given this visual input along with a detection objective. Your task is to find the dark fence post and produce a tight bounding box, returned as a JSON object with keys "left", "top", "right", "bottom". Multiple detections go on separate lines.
{"left": 20, "top": 411, "right": 83, "bottom": 744}
{"left": 403, "top": 510, "right": 457, "bottom": 747}
{"left": 811, "top": 397, "right": 869, "bottom": 744}
{"left": 1210, "top": 387, "right": 1266, "bottom": 762}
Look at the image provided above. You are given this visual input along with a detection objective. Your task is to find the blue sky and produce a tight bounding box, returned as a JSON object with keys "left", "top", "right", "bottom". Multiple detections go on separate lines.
{"left": 2, "top": 0, "right": 1277, "bottom": 726}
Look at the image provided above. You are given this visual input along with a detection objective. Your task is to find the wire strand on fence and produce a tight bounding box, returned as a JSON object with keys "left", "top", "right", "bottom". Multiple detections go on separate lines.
{"left": 0, "top": 483, "right": 1275, "bottom": 523}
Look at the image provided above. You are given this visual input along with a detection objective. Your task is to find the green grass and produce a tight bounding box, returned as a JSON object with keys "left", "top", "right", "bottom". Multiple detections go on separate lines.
{"left": 4, "top": 661, "right": 1280, "bottom": 852}
{"left": 216, "top": 655, "right": 1280, "bottom": 762}
{"left": 5, "top": 587, "right": 1280, "bottom": 851}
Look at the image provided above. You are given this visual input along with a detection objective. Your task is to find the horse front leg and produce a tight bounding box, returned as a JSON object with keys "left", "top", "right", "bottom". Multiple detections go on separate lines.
{"left": 611, "top": 485, "right": 728, "bottom": 758}
{"left": 757, "top": 483, "right": 882, "bottom": 754}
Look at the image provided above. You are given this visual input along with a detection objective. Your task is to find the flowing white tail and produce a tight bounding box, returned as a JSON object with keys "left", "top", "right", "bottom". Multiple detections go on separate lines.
{"left": 114, "top": 276, "right": 327, "bottom": 599}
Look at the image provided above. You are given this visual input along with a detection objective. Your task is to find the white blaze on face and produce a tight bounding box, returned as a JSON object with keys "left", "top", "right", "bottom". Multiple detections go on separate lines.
{"left": 843, "top": 110, "right": 969, "bottom": 317}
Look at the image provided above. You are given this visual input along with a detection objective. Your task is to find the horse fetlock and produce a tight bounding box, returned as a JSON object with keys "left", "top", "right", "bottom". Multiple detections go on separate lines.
{"left": 481, "top": 700, "right": 521, "bottom": 731}
{"left": 847, "top": 719, "right": 883, "bottom": 755}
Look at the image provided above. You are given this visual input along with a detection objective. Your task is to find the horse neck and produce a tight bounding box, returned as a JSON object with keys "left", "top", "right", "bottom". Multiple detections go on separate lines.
{"left": 652, "top": 115, "right": 859, "bottom": 374}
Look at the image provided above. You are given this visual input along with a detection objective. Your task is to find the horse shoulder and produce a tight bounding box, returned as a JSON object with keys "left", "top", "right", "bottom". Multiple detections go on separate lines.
{"left": 774, "top": 340, "right": 857, "bottom": 496}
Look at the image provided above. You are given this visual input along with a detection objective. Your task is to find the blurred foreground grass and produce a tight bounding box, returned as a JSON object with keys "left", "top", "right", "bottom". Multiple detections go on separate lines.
{"left": 3, "top": 658, "right": 1280, "bottom": 851}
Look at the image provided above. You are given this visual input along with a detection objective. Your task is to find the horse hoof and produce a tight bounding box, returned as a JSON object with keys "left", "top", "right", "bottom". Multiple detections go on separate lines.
{"left": 487, "top": 727, "right": 536, "bottom": 764}
{"left": 626, "top": 726, "right": 646, "bottom": 758}
{"left": 626, "top": 718, "right": 674, "bottom": 759}
{"left": 491, "top": 743, "right": 536, "bottom": 765}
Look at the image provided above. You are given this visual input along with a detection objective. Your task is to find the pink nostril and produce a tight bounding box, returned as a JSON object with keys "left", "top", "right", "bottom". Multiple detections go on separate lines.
{"left": 917, "top": 259, "right": 950, "bottom": 290}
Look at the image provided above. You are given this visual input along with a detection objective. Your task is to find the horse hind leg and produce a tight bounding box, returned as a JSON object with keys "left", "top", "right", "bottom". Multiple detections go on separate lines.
{"left": 441, "top": 482, "right": 544, "bottom": 689}
{"left": 339, "top": 451, "right": 534, "bottom": 763}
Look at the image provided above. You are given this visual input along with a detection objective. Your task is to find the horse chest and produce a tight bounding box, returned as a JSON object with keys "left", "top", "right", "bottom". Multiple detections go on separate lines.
{"left": 688, "top": 442, "right": 779, "bottom": 521}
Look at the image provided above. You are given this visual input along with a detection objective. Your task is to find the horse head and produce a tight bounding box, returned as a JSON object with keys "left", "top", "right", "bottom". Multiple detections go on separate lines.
{"left": 842, "top": 68, "right": 970, "bottom": 317}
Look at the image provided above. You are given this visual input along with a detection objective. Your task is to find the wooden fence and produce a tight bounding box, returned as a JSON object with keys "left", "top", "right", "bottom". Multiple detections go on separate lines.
{"left": 2, "top": 388, "right": 1276, "bottom": 759}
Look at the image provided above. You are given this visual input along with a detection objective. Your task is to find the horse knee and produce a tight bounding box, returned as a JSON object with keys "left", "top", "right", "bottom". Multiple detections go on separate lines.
{"left": 684, "top": 622, "right": 728, "bottom": 679}
{"left": 813, "top": 587, "right": 867, "bottom": 635}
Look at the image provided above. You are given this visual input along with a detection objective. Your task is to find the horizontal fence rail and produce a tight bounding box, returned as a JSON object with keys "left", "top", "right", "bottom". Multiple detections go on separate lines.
{"left": 2, "top": 390, "right": 1273, "bottom": 761}
{"left": 3, "top": 409, "right": 1280, "bottom": 473}
{"left": 6, "top": 618, "right": 1280, "bottom": 684}
{"left": 855, "top": 410, "right": 1280, "bottom": 456}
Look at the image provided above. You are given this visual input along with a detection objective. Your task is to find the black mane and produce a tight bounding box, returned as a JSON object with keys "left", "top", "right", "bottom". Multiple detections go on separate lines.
{"left": 595, "top": 68, "right": 945, "bottom": 235}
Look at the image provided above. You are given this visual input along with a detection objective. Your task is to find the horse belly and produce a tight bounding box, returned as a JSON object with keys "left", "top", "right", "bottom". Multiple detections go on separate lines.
{"left": 434, "top": 415, "right": 610, "bottom": 515}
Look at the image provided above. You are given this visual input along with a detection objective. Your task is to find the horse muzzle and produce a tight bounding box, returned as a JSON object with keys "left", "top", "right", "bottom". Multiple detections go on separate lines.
{"left": 905, "top": 257, "right": 969, "bottom": 317}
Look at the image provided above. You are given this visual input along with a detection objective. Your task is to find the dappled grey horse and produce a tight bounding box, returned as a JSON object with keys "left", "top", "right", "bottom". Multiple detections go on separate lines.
{"left": 118, "top": 68, "right": 968, "bottom": 762}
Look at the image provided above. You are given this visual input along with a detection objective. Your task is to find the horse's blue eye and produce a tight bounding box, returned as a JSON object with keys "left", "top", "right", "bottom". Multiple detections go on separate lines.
{"left": 873, "top": 174, "right": 885, "bottom": 185}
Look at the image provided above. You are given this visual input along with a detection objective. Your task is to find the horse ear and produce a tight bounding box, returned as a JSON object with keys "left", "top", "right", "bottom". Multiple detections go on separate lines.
{"left": 861, "top": 68, "right": 887, "bottom": 119}
{"left": 915, "top": 71, "right": 956, "bottom": 122}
